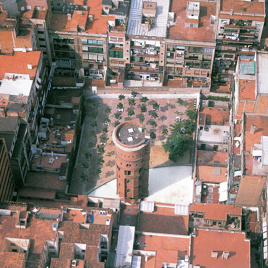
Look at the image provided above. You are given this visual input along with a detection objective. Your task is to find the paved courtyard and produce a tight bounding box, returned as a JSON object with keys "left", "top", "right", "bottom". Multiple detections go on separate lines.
{"left": 69, "top": 93, "right": 199, "bottom": 194}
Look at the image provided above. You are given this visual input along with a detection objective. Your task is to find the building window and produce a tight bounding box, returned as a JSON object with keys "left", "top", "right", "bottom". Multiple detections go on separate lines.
{"left": 127, "top": 189, "right": 130, "bottom": 192}
{"left": 117, "top": 165, "right": 120, "bottom": 171}
{"left": 126, "top": 164, "right": 131, "bottom": 167}
{"left": 10, "top": 243, "right": 16, "bottom": 247}
{"left": 127, "top": 180, "right": 130, "bottom": 183}
{"left": 124, "top": 171, "right": 131, "bottom": 175}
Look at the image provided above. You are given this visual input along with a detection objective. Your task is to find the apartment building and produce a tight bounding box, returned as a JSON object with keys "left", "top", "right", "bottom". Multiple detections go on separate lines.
{"left": 112, "top": 121, "right": 150, "bottom": 201}
{"left": 0, "top": 0, "right": 53, "bottom": 63}
{"left": 0, "top": 138, "right": 14, "bottom": 201}
{"left": 0, "top": 51, "right": 47, "bottom": 141}
{"left": 165, "top": 0, "right": 216, "bottom": 89}
{"left": 48, "top": 0, "right": 129, "bottom": 83}
{"left": 0, "top": 117, "right": 31, "bottom": 188}
{"left": 189, "top": 203, "right": 242, "bottom": 231}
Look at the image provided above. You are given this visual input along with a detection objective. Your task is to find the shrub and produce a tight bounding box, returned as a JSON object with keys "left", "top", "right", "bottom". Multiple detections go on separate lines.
{"left": 150, "top": 132, "right": 156, "bottom": 139}
{"left": 118, "top": 94, "right": 125, "bottom": 100}
{"left": 140, "top": 105, "right": 147, "bottom": 113}
{"left": 128, "top": 109, "right": 135, "bottom": 116}
{"left": 141, "top": 96, "right": 149, "bottom": 103}
{"left": 105, "top": 107, "right": 111, "bottom": 114}
{"left": 82, "top": 162, "right": 89, "bottom": 168}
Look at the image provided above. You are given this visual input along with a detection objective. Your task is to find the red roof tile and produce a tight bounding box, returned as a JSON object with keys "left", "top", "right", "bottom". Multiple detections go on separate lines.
{"left": 197, "top": 166, "right": 227, "bottom": 183}
{"left": 189, "top": 203, "right": 242, "bottom": 221}
{"left": 235, "top": 176, "right": 266, "bottom": 206}
{"left": 136, "top": 233, "right": 190, "bottom": 268}
{"left": 0, "top": 51, "right": 41, "bottom": 79}
{"left": 239, "top": 79, "right": 256, "bottom": 100}
{"left": 197, "top": 150, "right": 228, "bottom": 167}
{"left": 169, "top": 0, "right": 216, "bottom": 42}
{"left": 191, "top": 229, "right": 250, "bottom": 268}
{"left": 201, "top": 107, "right": 230, "bottom": 126}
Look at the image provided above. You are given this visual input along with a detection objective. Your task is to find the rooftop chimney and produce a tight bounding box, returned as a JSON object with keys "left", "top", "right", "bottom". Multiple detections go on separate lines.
{"left": 250, "top": 125, "right": 256, "bottom": 134}
{"left": 211, "top": 251, "right": 218, "bottom": 258}
{"left": 222, "top": 251, "right": 230, "bottom": 259}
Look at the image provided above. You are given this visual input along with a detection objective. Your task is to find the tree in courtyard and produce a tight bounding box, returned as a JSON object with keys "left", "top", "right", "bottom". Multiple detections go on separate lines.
{"left": 150, "top": 132, "right": 156, "bottom": 140}
{"left": 163, "top": 134, "right": 191, "bottom": 162}
{"left": 141, "top": 96, "right": 149, "bottom": 103}
{"left": 151, "top": 111, "right": 158, "bottom": 119}
{"left": 128, "top": 98, "right": 136, "bottom": 106}
{"left": 102, "top": 127, "right": 108, "bottom": 134}
{"left": 98, "top": 147, "right": 105, "bottom": 154}
{"left": 150, "top": 120, "right": 157, "bottom": 128}
{"left": 139, "top": 114, "right": 145, "bottom": 124}
{"left": 162, "top": 128, "right": 168, "bottom": 135}
{"left": 118, "top": 94, "right": 125, "bottom": 100}
{"left": 140, "top": 105, "right": 147, "bottom": 113}
{"left": 131, "top": 91, "right": 138, "bottom": 98}
{"left": 185, "top": 108, "right": 197, "bottom": 121}
{"left": 105, "top": 107, "right": 111, "bottom": 114}
{"left": 153, "top": 102, "right": 159, "bottom": 110}
{"left": 88, "top": 130, "right": 96, "bottom": 138}
{"left": 117, "top": 102, "right": 124, "bottom": 110}
{"left": 115, "top": 113, "right": 122, "bottom": 120}
{"left": 176, "top": 98, "right": 184, "bottom": 105}
{"left": 85, "top": 152, "right": 92, "bottom": 160}
{"left": 128, "top": 109, "right": 135, "bottom": 117}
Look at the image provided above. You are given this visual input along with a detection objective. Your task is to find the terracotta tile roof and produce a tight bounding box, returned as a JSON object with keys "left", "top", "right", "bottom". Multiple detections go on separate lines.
{"left": 189, "top": 203, "right": 242, "bottom": 221}
{"left": 244, "top": 115, "right": 268, "bottom": 152}
{"left": 0, "top": 51, "right": 41, "bottom": 79}
{"left": 70, "top": 10, "right": 88, "bottom": 30}
{"left": 0, "top": 252, "right": 25, "bottom": 267}
{"left": 220, "top": 0, "right": 265, "bottom": 16}
{"left": 137, "top": 203, "right": 188, "bottom": 235}
{"left": 0, "top": 205, "right": 58, "bottom": 267}
{"left": 235, "top": 175, "right": 266, "bottom": 206}
{"left": 49, "top": 0, "right": 115, "bottom": 34}
{"left": 244, "top": 101, "right": 255, "bottom": 113}
{"left": 239, "top": 79, "right": 256, "bottom": 100}
{"left": 255, "top": 95, "right": 268, "bottom": 114}
{"left": 197, "top": 166, "right": 227, "bottom": 183}
{"left": 168, "top": 0, "right": 216, "bottom": 42}
{"left": 191, "top": 229, "right": 250, "bottom": 268}
{"left": 0, "top": 29, "right": 33, "bottom": 54}
{"left": 201, "top": 107, "right": 230, "bottom": 126}
{"left": 136, "top": 233, "right": 190, "bottom": 267}
{"left": 197, "top": 150, "right": 228, "bottom": 167}
{"left": 235, "top": 100, "right": 245, "bottom": 120}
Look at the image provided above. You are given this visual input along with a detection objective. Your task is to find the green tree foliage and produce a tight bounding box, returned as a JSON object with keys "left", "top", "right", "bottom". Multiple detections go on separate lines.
{"left": 185, "top": 108, "right": 197, "bottom": 121}
{"left": 131, "top": 91, "right": 138, "bottom": 98}
{"left": 105, "top": 107, "right": 111, "bottom": 114}
{"left": 118, "top": 94, "right": 125, "bottom": 100}
{"left": 151, "top": 111, "right": 158, "bottom": 119}
{"left": 163, "top": 134, "right": 191, "bottom": 162}
{"left": 141, "top": 96, "right": 149, "bottom": 103}
{"left": 128, "top": 98, "right": 136, "bottom": 106}
{"left": 153, "top": 102, "right": 159, "bottom": 110}
{"left": 140, "top": 105, "right": 147, "bottom": 113}
{"left": 150, "top": 132, "right": 156, "bottom": 139}
{"left": 139, "top": 114, "right": 145, "bottom": 123}
{"left": 128, "top": 109, "right": 135, "bottom": 116}
{"left": 117, "top": 102, "right": 123, "bottom": 109}
{"left": 176, "top": 98, "right": 184, "bottom": 105}
{"left": 162, "top": 128, "right": 168, "bottom": 135}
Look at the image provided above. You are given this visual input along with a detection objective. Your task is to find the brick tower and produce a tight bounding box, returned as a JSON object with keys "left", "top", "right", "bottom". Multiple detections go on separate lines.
{"left": 112, "top": 121, "right": 150, "bottom": 201}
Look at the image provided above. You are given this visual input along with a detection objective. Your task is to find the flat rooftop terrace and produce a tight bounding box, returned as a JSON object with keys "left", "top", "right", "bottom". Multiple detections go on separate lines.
{"left": 168, "top": 0, "right": 216, "bottom": 42}
{"left": 127, "top": 0, "right": 170, "bottom": 37}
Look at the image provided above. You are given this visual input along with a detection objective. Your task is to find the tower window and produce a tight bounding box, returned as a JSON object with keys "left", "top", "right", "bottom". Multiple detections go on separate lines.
{"left": 124, "top": 171, "right": 131, "bottom": 175}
